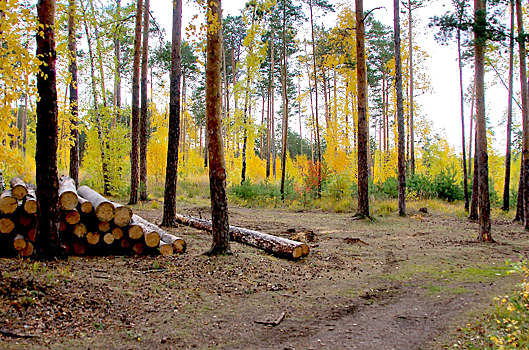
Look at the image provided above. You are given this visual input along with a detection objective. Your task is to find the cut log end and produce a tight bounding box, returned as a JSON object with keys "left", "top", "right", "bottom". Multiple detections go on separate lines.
{"left": 103, "top": 232, "right": 114, "bottom": 245}
{"left": 128, "top": 225, "right": 143, "bottom": 240}
{"left": 65, "top": 210, "right": 81, "bottom": 225}
{"left": 19, "top": 241, "right": 34, "bottom": 257}
{"left": 145, "top": 231, "right": 160, "bottom": 248}
{"left": 96, "top": 202, "right": 115, "bottom": 222}
{"left": 0, "top": 194, "right": 17, "bottom": 214}
{"left": 111, "top": 227, "right": 124, "bottom": 240}
{"left": 14, "top": 234, "right": 26, "bottom": 251}
{"left": 86, "top": 232, "right": 100, "bottom": 245}
{"left": 10, "top": 178, "right": 28, "bottom": 200}
{"left": 0, "top": 218, "right": 15, "bottom": 234}
{"left": 114, "top": 205, "right": 133, "bottom": 227}
{"left": 292, "top": 246, "right": 303, "bottom": 259}
{"left": 98, "top": 221, "right": 111, "bottom": 232}
{"left": 60, "top": 192, "right": 78, "bottom": 211}
{"left": 23, "top": 199, "right": 37, "bottom": 214}
{"left": 159, "top": 241, "right": 173, "bottom": 255}
{"left": 73, "top": 223, "right": 87, "bottom": 238}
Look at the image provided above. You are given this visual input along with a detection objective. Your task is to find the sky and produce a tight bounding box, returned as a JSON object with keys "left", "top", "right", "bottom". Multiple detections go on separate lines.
{"left": 148, "top": 0, "right": 513, "bottom": 154}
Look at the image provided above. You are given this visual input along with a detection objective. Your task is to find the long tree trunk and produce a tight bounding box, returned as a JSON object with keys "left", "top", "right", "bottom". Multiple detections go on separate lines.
{"left": 515, "top": 158, "right": 524, "bottom": 221}
{"left": 280, "top": 1, "right": 289, "bottom": 201}
{"left": 139, "top": 0, "right": 150, "bottom": 201}
{"left": 68, "top": 0, "right": 79, "bottom": 187}
{"left": 161, "top": 0, "right": 182, "bottom": 228}
{"left": 457, "top": 3, "right": 469, "bottom": 211}
{"left": 113, "top": 0, "right": 122, "bottom": 124}
{"left": 356, "top": 0, "right": 369, "bottom": 218}
{"left": 129, "top": 0, "right": 143, "bottom": 205}
{"left": 394, "top": 0, "right": 406, "bottom": 217}
{"left": 502, "top": 0, "right": 515, "bottom": 212}
{"left": 408, "top": 0, "right": 415, "bottom": 175}
{"left": 475, "top": 0, "right": 492, "bottom": 241}
{"left": 36, "top": 0, "right": 61, "bottom": 259}
{"left": 309, "top": 0, "right": 322, "bottom": 196}
{"left": 516, "top": 0, "right": 529, "bottom": 230}
{"left": 469, "top": 127, "right": 479, "bottom": 220}
{"left": 205, "top": 0, "right": 230, "bottom": 255}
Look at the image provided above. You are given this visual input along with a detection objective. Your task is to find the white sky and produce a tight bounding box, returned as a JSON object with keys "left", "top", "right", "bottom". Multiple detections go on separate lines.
{"left": 147, "top": 0, "right": 511, "bottom": 153}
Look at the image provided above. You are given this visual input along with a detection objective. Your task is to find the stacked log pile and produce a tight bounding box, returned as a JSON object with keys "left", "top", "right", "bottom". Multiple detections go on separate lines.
{"left": 0, "top": 176, "right": 186, "bottom": 257}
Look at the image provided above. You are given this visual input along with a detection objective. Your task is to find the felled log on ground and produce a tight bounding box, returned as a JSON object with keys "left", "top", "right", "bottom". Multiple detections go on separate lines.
{"left": 0, "top": 217, "right": 15, "bottom": 234}
{"left": 59, "top": 176, "right": 79, "bottom": 210}
{"left": 0, "top": 190, "right": 17, "bottom": 214}
{"left": 9, "top": 178, "right": 28, "bottom": 200}
{"left": 77, "top": 186, "right": 115, "bottom": 222}
{"left": 173, "top": 214, "right": 308, "bottom": 259}
{"left": 132, "top": 214, "right": 185, "bottom": 252}
{"left": 13, "top": 234, "right": 26, "bottom": 251}
{"left": 23, "top": 185, "right": 37, "bottom": 214}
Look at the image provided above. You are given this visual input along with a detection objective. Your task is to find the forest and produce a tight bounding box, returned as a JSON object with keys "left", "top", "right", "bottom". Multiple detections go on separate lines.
{"left": 1, "top": 0, "right": 529, "bottom": 348}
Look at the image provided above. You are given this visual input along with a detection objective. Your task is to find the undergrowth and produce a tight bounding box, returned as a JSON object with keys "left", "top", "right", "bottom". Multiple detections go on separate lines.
{"left": 451, "top": 260, "right": 529, "bottom": 349}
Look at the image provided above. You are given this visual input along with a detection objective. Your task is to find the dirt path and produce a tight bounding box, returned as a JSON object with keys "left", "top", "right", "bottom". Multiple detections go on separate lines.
{"left": 1, "top": 205, "right": 527, "bottom": 349}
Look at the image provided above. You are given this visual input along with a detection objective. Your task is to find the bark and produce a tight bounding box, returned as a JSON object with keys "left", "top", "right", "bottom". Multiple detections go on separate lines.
{"left": 502, "top": 0, "right": 515, "bottom": 212}
{"left": 113, "top": 0, "right": 122, "bottom": 124}
{"left": 130, "top": 215, "right": 160, "bottom": 248}
{"left": 308, "top": 0, "right": 322, "bottom": 196}
{"left": 515, "top": 157, "right": 524, "bottom": 221}
{"left": 68, "top": 0, "right": 79, "bottom": 186}
{"left": 77, "top": 185, "right": 116, "bottom": 222}
{"left": 162, "top": 0, "right": 182, "bottom": 228}
{"left": 36, "top": 0, "right": 61, "bottom": 259}
{"left": 205, "top": 0, "right": 230, "bottom": 255}
{"left": 139, "top": 0, "right": 150, "bottom": 201}
{"left": 355, "top": 0, "right": 369, "bottom": 218}
{"left": 23, "top": 186, "right": 37, "bottom": 215}
{"left": 408, "top": 1, "right": 415, "bottom": 175}
{"left": 280, "top": 2, "right": 289, "bottom": 201}
{"left": 394, "top": 0, "right": 406, "bottom": 217}
{"left": 475, "top": 0, "right": 492, "bottom": 241}
{"left": 59, "top": 175, "right": 79, "bottom": 210}
{"left": 129, "top": 0, "right": 143, "bottom": 205}
{"left": 173, "top": 213, "right": 308, "bottom": 259}
{"left": 469, "top": 128, "right": 479, "bottom": 220}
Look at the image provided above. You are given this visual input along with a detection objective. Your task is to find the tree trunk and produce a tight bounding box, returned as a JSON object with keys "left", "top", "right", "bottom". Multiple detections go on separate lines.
{"left": 469, "top": 127, "right": 479, "bottom": 220}
{"left": 309, "top": 0, "right": 322, "bottom": 196}
{"left": 205, "top": 0, "right": 230, "bottom": 255}
{"left": 516, "top": 0, "right": 529, "bottom": 230}
{"left": 36, "top": 0, "right": 61, "bottom": 259}
{"left": 280, "top": 1, "right": 289, "bottom": 201}
{"left": 503, "top": 0, "right": 515, "bottom": 212}
{"left": 68, "top": 0, "right": 79, "bottom": 187}
{"left": 394, "top": 0, "right": 406, "bottom": 217}
{"left": 113, "top": 0, "right": 122, "bottom": 124}
{"left": 139, "top": 0, "right": 150, "bottom": 201}
{"left": 475, "top": 0, "right": 492, "bottom": 241}
{"left": 355, "top": 0, "right": 369, "bottom": 218}
{"left": 457, "top": 4, "right": 469, "bottom": 211}
{"left": 129, "top": 0, "right": 143, "bottom": 205}
{"left": 408, "top": 1, "right": 415, "bottom": 175}
{"left": 162, "top": 0, "right": 182, "bottom": 228}
{"left": 59, "top": 176, "right": 79, "bottom": 210}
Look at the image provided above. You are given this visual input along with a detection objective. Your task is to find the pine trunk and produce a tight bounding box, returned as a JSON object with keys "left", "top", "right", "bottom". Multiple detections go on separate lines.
{"left": 503, "top": 0, "right": 515, "bottom": 212}
{"left": 68, "top": 0, "right": 79, "bottom": 187}
{"left": 205, "top": 0, "right": 230, "bottom": 255}
{"left": 36, "top": 0, "right": 61, "bottom": 259}
{"left": 161, "top": 0, "right": 183, "bottom": 228}
{"left": 280, "top": 2, "right": 289, "bottom": 201}
{"left": 139, "top": 0, "right": 150, "bottom": 201}
{"left": 129, "top": 0, "right": 143, "bottom": 205}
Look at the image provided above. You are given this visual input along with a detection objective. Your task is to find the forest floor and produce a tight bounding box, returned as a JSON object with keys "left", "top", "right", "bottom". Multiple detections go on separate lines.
{"left": 1, "top": 201, "right": 528, "bottom": 349}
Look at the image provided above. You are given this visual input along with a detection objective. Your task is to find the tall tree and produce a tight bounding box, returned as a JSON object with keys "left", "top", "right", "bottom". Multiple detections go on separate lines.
{"left": 129, "top": 0, "right": 143, "bottom": 205}
{"left": 113, "top": 0, "right": 122, "bottom": 124}
{"left": 280, "top": 0, "right": 289, "bottom": 200}
{"left": 205, "top": 0, "right": 230, "bottom": 255}
{"left": 394, "top": 0, "right": 406, "bottom": 217}
{"left": 68, "top": 0, "right": 79, "bottom": 187}
{"left": 36, "top": 0, "right": 61, "bottom": 258}
{"left": 516, "top": 0, "right": 529, "bottom": 230}
{"left": 502, "top": 0, "right": 514, "bottom": 212}
{"left": 355, "top": 0, "right": 369, "bottom": 218}
{"left": 474, "top": 0, "right": 491, "bottom": 241}
{"left": 162, "top": 0, "right": 182, "bottom": 228}
{"left": 455, "top": 0, "right": 469, "bottom": 211}
{"left": 139, "top": 0, "right": 150, "bottom": 201}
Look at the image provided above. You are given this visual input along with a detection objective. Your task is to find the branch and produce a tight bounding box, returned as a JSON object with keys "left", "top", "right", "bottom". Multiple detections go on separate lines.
{"left": 488, "top": 60, "right": 522, "bottom": 111}
{"left": 364, "top": 7, "right": 383, "bottom": 22}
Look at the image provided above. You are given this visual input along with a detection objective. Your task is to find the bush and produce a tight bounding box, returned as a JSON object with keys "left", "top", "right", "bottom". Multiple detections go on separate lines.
{"left": 230, "top": 179, "right": 279, "bottom": 201}
{"left": 432, "top": 167, "right": 464, "bottom": 202}
{"left": 378, "top": 177, "right": 398, "bottom": 198}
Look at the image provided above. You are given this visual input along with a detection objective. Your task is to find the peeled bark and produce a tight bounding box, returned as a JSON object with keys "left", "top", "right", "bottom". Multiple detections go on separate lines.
{"left": 77, "top": 196, "right": 93, "bottom": 214}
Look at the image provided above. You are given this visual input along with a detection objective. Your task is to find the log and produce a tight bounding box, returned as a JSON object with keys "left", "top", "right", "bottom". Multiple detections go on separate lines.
{"left": 0, "top": 217, "right": 15, "bottom": 234}
{"left": 98, "top": 221, "right": 111, "bottom": 232}
{"left": 19, "top": 241, "right": 34, "bottom": 257}
{"left": 120, "top": 238, "right": 132, "bottom": 249}
{"left": 19, "top": 213, "right": 34, "bottom": 227}
{"left": 111, "top": 227, "right": 124, "bottom": 240}
{"left": 9, "top": 178, "right": 28, "bottom": 200}
{"left": 130, "top": 215, "right": 160, "bottom": 248}
{"left": 72, "top": 223, "right": 87, "bottom": 238}
{"left": 23, "top": 186, "right": 37, "bottom": 214}
{"left": 77, "top": 196, "right": 93, "bottom": 214}
{"left": 73, "top": 242, "right": 86, "bottom": 255}
{"left": 111, "top": 202, "right": 133, "bottom": 227}
{"left": 102, "top": 232, "right": 114, "bottom": 245}
{"left": 27, "top": 228, "right": 36, "bottom": 242}
{"left": 86, "top": 232, "right": 100, "bottom": 245}
{"left": 0, "top": 190, "right": 17, "bottom": 214}
{"left": 174, "top": 213, "right": 309, "bottom": 259}
{"left": 13, "top": 234, "right": 26, "bottom": 251}
{"left": 131, "top": 214, "right": 185, "bottom": 251}
{"left": 64, "top": 210, "right": 81, "bottom": 225}
{"left": 77, "top": 186, "right": 115, "bottom": 221}
{"left": 158, "top": 241, "right": 173, "bottom": 255}
{"left": 58, "top": 176, "right": 78, "bottom": 210}
{"left": 128, "top": 222, "right": 144, "bottom": 240}
{"left": 132, "top": 242, "right": 145, "bottom": 254}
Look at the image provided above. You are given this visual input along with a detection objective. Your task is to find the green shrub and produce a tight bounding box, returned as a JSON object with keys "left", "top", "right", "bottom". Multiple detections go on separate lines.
{"left": 432, "top": 167, "right": 463, "bottom": 202}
